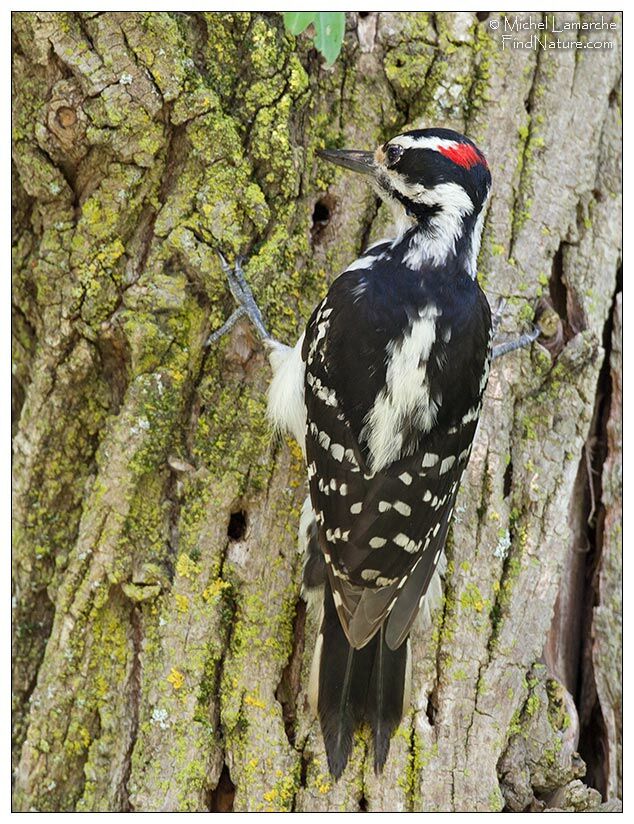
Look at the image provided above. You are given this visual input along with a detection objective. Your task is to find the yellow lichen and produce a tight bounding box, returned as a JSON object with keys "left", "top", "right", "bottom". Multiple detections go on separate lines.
{"left": 167, "top": 668, "right": 185, "bottom": 690}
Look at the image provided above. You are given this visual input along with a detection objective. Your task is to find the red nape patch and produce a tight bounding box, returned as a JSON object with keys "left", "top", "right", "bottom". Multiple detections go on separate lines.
{"left": 438, "top": 142, "right": 487, "bottom": 169}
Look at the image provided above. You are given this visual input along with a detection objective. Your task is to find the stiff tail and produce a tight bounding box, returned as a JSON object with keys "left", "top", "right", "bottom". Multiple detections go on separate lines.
{"left": 314, "top": 585, "right": 409, "bottom": 778}
{"left": 366, "top": 626, "right": 410, "bottom": 773}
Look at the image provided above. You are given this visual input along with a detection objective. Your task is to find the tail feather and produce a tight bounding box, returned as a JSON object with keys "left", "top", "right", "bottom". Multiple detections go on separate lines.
{"left": 316, "top": 585, "right": 409, "bottom": 778}
{"left": 317, "top": 585, "right": 376, "bottom": 778}
{"left": 366, "top": 627, "right": 409, "bottom": 773}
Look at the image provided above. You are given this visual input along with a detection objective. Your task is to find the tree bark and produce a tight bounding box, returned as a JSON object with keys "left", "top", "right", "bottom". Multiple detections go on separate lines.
{"left": 12, "top": 11, "right": 622, "bottom": 812}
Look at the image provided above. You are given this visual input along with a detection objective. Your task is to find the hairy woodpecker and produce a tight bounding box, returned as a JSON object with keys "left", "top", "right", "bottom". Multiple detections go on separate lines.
{"left": 212, "top": 128, "right": 535, "bottom": 779}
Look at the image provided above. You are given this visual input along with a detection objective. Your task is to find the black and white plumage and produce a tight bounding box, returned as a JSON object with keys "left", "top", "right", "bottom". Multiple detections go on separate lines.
{"left": 267, "top": 128, "right": 492, "bottom": 778}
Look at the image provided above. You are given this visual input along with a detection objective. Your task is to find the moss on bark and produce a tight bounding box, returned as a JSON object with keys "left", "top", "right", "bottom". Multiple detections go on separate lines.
{"left": 12, "top": 10, "right": 621, "bottom": 812}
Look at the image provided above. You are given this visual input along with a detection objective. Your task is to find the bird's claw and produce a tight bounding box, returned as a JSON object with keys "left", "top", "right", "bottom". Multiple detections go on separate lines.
{"left": 207, "top": 252, "right": 272, "bottom": 346}
{"left": 492, "top": 324, "right": 540, "bottom": 360}
{"left": 490, "top": 295, "right": 541, "bottom": 360}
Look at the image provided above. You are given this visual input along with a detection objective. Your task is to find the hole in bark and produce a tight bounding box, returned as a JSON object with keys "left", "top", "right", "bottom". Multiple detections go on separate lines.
{"left": 358, "top": 11, "right": 370, "bottom": 18}
{"left": 426, "top": 691, "right": 438, "bottom": 726}
{"left": 210, "top": 764, "right": 235, "bottom": 812}
{"left": 549, "top": 241, "right": 585, "bottom": 339}
{"left": 549, "top": 245, "right": 569, "bottom": 326}
{"left": 299, "top": 751, "right": 309, "bottom": 786}
{"left": 275, "top": 598, "right": 307, "bottom": 747}
{"left": 575, "top": 276, "right": 621, "bottom": 799}
{"left": 476, "top": 11, "right": 490, "bottom": 21}
{"left": 311, "top": 195, "right": 335, "bottom": 243}
{"left": 503, "top": 459, "right": 513, "bottom": 498}
{"left": 359, "top": 793, "right": 368, "bottom": 811}
{"left": 227, "top": 510, "right": 247, "bottom": 540}
{"left": 313, "top": 199, "right": 330, "bottom": 223}
{"left": 579, "top": 702, "right": 610, "bottom": 797}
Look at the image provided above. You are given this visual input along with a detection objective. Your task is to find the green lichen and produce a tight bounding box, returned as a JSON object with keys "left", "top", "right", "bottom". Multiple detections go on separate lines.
{"left": 383, "top": 15, "right": 436, "bottom": 111}
{"left": 399, "top": 726, "right": 438, "bottom": 811}
{"left": 546, "top": 679, "right": 571, "bottom": 732}
{"left": 459, "top": 583, "right": 490, "bottom": 615}
{"left": 466, "top": 19, "right": 496, "bottom": 125}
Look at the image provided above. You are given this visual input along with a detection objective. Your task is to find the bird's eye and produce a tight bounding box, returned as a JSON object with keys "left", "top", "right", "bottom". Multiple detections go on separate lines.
{"left": 385, "top": 144, "right": 404, "bottom": 166}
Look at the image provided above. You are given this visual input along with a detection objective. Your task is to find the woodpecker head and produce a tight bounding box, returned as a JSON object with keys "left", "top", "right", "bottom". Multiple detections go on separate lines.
{"left": 319, "top": 128, "right": 492, "bottom": 275}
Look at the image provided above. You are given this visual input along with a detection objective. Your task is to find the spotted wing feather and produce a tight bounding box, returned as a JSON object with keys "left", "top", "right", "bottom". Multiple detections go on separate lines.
{"left": 303, "top": 276, "right": 486, "bottom": 650}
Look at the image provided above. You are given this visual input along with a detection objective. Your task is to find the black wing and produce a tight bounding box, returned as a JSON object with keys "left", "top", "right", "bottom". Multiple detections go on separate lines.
{"left": 303, "top": 262, "right": 491, "bottom": 650}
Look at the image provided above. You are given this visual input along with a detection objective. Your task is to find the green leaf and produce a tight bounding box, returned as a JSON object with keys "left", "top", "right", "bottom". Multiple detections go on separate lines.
{"left": 283, "top": 11, "right": 316, "bottom": 36}
{"left": 282, "top": 11, "right": 346, "bottom": 66}
{"left": 313, "top": 12, "right": 346, "bottom": 66}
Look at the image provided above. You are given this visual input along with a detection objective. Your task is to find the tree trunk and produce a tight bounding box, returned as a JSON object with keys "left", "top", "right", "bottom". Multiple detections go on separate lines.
{"left": 12, "top": 11, "right": 622, "bottom": 812}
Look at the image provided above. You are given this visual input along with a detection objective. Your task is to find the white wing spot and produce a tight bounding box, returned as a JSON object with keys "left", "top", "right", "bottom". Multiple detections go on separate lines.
{"left": 318, "top": 429, "right": 331, "bottom": 450}
{"left": 369, "top": 537, "right": 387, "bottom": 548}
{"left": 318, "top": 479, "right": 330, "bottom": 496}
{"left": 330, "top": 443, "right": 345, "bottom": 462}
{"left": 350, "top": 502, "right": 363, "bottom": 514}
{"left": 361, "top": 568, "right": 380, "bottom": 581}
{"left": 394, "top": 501, "right": 412, "bottom": 516}
{"left": 461, "top": 406, "right": 480, "bottom": 425}
{"left": 399, "top": 472, "right": 413, "bottom": 485}
{"left": 440, "top": 456, "right": 455, "bottom": 474}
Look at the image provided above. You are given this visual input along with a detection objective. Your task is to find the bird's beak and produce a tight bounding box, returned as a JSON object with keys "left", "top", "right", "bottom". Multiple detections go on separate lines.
{"left": 317, "top": 149, "right": 375, "bottom": 176}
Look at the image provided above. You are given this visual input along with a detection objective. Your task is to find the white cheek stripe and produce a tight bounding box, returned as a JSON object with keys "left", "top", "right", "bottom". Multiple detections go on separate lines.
{"left": 398, "top": 181, "right": 474, "bottom": 271}
{"left": 467, "top": 203, "right": 488, "bottom": 279}
{"left": 380, "top": 141, "right": 491, "bottom": 277}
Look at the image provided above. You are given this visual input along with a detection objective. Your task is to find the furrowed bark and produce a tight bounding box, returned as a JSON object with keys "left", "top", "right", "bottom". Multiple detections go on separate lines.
{"left": 12, "top": 11, "right": 621, "bottom": 811}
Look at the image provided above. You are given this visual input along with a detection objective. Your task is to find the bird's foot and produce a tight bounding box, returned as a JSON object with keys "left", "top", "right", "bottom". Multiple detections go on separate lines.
{"left": 492, "top": 325, "right": 540, "bottom": 360}
{"left": 491, "top": 297, "right": 541, "bottom": 360}
{"left": 207, "top": 253, "right": 273, "bottom": 346}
